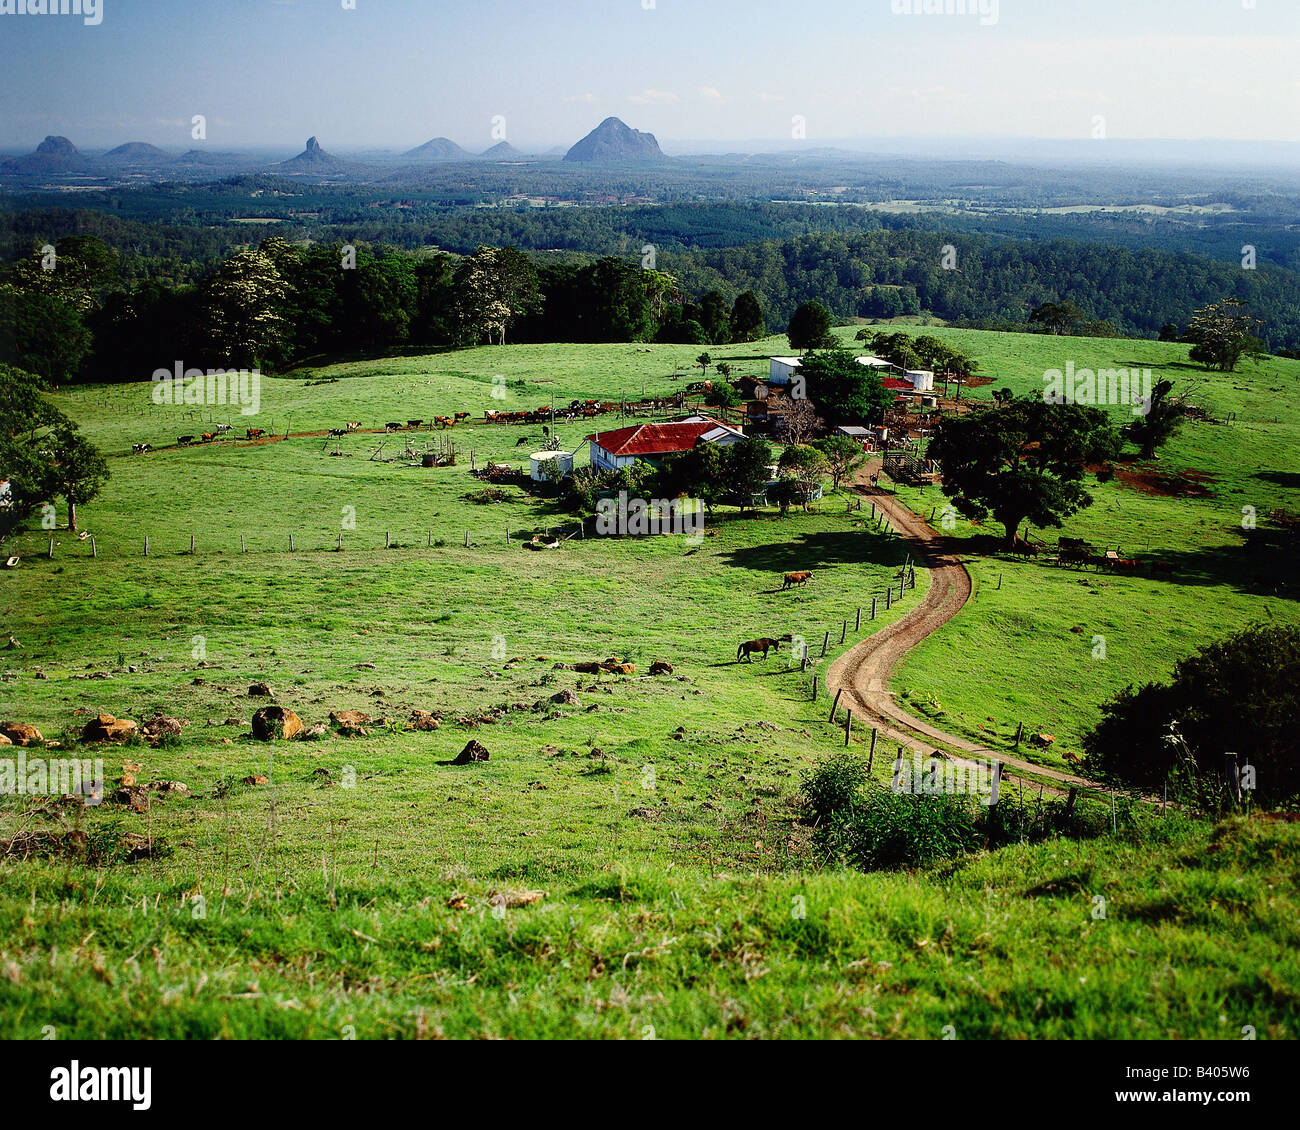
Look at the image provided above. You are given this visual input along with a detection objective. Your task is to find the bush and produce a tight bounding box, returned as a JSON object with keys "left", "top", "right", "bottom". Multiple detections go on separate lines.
{"left": 800, "top": 752, "right": 868, "bottom": 823}
{"left": 1083, "top": 622, "right": 1300, "bottom": 806}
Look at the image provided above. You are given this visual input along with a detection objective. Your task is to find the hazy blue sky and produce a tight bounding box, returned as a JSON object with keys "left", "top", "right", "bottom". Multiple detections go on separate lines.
{"left": 1, "top": 0, "right": 1296, "bottom": 151}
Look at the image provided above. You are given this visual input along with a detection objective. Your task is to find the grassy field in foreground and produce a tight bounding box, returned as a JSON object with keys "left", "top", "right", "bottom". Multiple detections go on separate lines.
{"left": 0, "top": 328, "right": 1297, "bottom": 1037}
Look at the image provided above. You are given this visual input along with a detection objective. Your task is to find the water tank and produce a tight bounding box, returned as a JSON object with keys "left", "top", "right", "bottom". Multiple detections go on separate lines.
{"left": 529, "top": 451, "right": 574, "bottom": 482}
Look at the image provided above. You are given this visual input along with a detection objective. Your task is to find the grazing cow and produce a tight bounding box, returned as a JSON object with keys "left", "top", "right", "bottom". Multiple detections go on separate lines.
{"left": 434, "top": 416, "right": 453, "bottom": 429}
{"left": 177, "top": 435, "right": 194, "bottom": 446}
{"left": 454, "top": 412, "right": 470, "bottom": 423}
{"left": 385, "top": 422, "right": 402, "bottom": 432}
{"left": 1011, "top": 536, "right": 1040, "bottom": 558}
{"left": 328, "top": 428, "right": 347, "bottom": 438}
{"left": 346, "top": 421, "right": 362, "bottom": 431}
{"left": 515, "top": 436, "right": 530, "bottom": 446}
{"left": 201, "top": 432, "right": 216, "bottom": 443}
{"left": 407, "top": 419, "right": 423, "bottom": 428}
{"left": 215, "top": 424, "right": 232, "bottom": 434}
{"left": 245, "top": 428, "right": 265, "bottom": 440}
{"left": 131, "top": 443, "right": 151, "bottom": 455}
{"left": 738, "top": 638, "right": 782, "bottom": 662}
{"left": 782, "top": 571, "right": 813, "bottom": 589}
{"left": 1062, "top": 751, "right": 1083, "bottom": 765}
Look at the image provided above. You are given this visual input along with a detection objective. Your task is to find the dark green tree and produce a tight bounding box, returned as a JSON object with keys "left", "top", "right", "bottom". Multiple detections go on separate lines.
{"left": 1083, "top": 623, "right": 1300, "bottom": 805}
{"left": 787, "top": 301, "right": 835, "bottom": 353}
{"left": 928, "top": 395, "right": 1122, "bottom": 547}
{"left": 722, "top": 436, "right": 773, "bottom": 514}
{"left": 1125, "top": 379, "right": 1187, "bottom": 458}
{"left": 797, "top": 348, "right": 895, "bottom": 426}
{"left": 730, "top": 291, "right": 766, "bottom": 342}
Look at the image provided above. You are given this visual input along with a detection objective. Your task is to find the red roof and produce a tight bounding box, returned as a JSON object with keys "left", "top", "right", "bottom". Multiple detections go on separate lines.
{"left": 587, "top": 419, "right": 724, "bottom": 457}
{"left": 881, "top": 376, "right": 914, "bottom": 390}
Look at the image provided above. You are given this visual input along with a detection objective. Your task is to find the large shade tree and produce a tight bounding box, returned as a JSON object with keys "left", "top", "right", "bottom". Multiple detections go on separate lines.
{"left": 928, "top": 396, "right": 1122, "bottom": 547}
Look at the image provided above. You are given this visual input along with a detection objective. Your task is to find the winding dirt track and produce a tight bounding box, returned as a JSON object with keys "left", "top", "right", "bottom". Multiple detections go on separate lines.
{"left": 825, "top": 465, "right": 1093, "bottom": 789}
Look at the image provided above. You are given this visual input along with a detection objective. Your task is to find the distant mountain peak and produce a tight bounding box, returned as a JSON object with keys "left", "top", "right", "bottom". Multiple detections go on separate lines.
{"left": 403, "top": 136, "right": 474, "bottom": 161}
{"left": 36, "top": 135, "right": 79, "bottom": 157}
{"left": 564, "top": 118, "right": 665, "bottom": 163}
{"left": 279, "top": 136, "right": 345, "bottom": 171}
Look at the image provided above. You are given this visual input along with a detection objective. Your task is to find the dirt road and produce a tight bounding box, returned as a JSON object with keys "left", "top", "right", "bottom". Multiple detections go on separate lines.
{"left": 825, "top": 465, "right": 1092, "bottom": 788}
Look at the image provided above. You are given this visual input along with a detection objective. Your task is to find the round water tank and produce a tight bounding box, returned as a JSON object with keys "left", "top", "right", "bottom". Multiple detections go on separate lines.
{"left": 529, "top": 451, "right": 574, "bottom": 481}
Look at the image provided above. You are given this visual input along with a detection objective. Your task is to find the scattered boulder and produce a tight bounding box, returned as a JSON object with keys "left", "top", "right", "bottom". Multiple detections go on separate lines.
{"left": 251, "top": 705, "right": 303, "bottom": 741}
{"left": 299, "top": 723, "right": 331, "bottom": 741}
{"left": 547, "top": 689, "right": 580, "bottom": 708}
{"left": 452, "top": 740, "right": 490, "bottom": 765}
{"left": 599, "top": 661, "right": 636, "bottom": 675}
{"left": 140, "top": 713, "right": 184, "bottom": 744}
{"left": 649, "top": 660, "right": 674, "bottom": 676}
{"left": 330, "top": 709, "right": 370, "bottom": 736}
{"left": 111, "top": 784, "right": 151, "bottom": 812}
{"left": 81, "top": 713, "right": 139, "bottom": 744}
{"left": 409, "top": 710, "right": 440, "bottom": 732}
{"left": 241, "top": 774, "right": 270, "bottom": 786}
{"left": 248, "top": 682, "right": 274, "bottom": 697}
{"left": 148, "top": 780, "right": 189, "bottom": 796}
{"left": 487, "top": 889, "right": 544, "bottom": 910}
{"left": 0, "top": 722, "right": 42, "bottom": 747}
{"left": 1029, "top": 733, "right": 1056, "bottom": 748}
{"left": 0, "top": 732, "right": 10, "bottom": 747}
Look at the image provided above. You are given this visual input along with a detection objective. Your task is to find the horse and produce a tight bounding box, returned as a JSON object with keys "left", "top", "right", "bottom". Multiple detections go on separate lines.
{"left": 737, "top": 638, "right": 781, "bottom": 662}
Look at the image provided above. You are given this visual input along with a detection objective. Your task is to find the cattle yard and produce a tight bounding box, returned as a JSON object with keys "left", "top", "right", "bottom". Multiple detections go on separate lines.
{"left": 1, "top": 328, "right": 1298, "bottom": 1038}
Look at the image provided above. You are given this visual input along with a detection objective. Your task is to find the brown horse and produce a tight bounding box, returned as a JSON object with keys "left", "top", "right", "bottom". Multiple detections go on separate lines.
{"left": 738, "top": 638, "right": 781, "bottom": 662}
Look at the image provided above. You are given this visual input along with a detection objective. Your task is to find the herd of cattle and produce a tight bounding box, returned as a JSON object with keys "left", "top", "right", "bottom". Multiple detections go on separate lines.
{"left": 485, "top": 400, "right": 616, "bottom": 426}
{"left": 1012, "top": 536, "right": 1174, "bottom": 575}
{"left": 134, "top": 396, "right": 635, "bottom": 456}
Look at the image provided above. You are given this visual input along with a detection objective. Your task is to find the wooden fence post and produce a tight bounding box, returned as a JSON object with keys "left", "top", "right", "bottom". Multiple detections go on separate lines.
{"left": 289, "top": 533, "right": 295, "bottom": 552}
{"left": 840, "top": 621, "right": 847, "bottom": 644}
{"left": 48, "top": 538, "right": 54, "bottom": 559}
{"left": 1224, "top": 752, "right": 1241, "bottom": 805}
{"left": 871, "top": 596, "right": 877, "bottom": 620}
{"left": 91, "top": 536, "right": 96, "bottom": 558}
{"left": 829, "top": 688, "right": 842, "bottom": 723}
{"left": 868, "top": 728, "right": 877, "bottom": 771}
{"left": 844, "top": 710, "right": 852, "bottom": 747}
{"left": 190, "top": 534, "right": 195, "bottom": 555}
{"left": 464, "top": 531, "right": 470, "bottom": 547}
{"left": 885, "top": 588, "right": 892, "bottom": 610}
{"left": 855, "top": 607, "right": 861, "bottom": 632}
{"left": 241, "top": 534, "right": 246, "bottom": 553}
{"left": 144, "top": 536, "right": 149, "bottom": 557}
{"left": 386, "top": 531, "right": 391, "bottom": 549}
{"left": 820, "top": 631, "right": 829, "bottom": 658}
{"left": 338, "top": 532, "right": 343, "bottom": 551}
{"left": 811, "top": 674, "right": 818, "bottom": 701}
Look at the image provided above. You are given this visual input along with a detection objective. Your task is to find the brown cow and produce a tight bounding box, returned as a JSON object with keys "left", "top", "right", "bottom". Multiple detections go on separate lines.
{"left": 245, "top": 428, "right": 265, "bottom": 440}
{"left": 201, "top": 432, "right": 216, "bottom": 443}
{"left": 782, "top": 571, "right": 813, "bottom": 589}
{"left": 454, "top": 412, "right": 470, "bottom": 423}
{"left": 738, "top": 638, "right": 781, "bottom": 662}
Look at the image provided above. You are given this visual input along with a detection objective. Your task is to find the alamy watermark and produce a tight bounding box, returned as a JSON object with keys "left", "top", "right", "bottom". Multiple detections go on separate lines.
{"left": 1, "top": 753, "right": 104, "bottom": 805}
{"left": 891, "top": 751, "right": 1002, "bottom": 806}
{"left": 1043, "top": 363, "right": 1153, "bottom": 416}
{"left": 0, "top": 0, "right": 102, "bottom": 25}
{"left": 595, "top": 491, "right": 704, "bottom": 543}
{"left": 151, "top": 362, "right": 261, "bottom": 416}
{"left": 890, "top": 0, "right": 999, "bottom": 27}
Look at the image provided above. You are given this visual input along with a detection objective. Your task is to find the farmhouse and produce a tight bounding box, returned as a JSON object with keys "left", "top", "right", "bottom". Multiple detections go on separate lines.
{"left": 586, "top": 417, "right": 744, "bottom": 472}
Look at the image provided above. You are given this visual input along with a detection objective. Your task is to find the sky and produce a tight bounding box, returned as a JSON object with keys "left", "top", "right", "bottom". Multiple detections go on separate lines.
{"left": 0, "top": 0, "right": 1297, "bottom": 153}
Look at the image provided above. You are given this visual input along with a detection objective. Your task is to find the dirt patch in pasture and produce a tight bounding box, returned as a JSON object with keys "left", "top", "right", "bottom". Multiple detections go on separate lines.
{"left": 1113, "top": 464, "right": 1219, "bottom": 498}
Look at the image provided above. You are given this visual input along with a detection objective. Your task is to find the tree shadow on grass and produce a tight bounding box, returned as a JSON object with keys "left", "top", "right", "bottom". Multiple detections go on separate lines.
{"left": 1255, "top": 471, "right": 1300, "bottom": 490}
{"left": 721, "top": 529, "right": 909, "bottom": 574}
